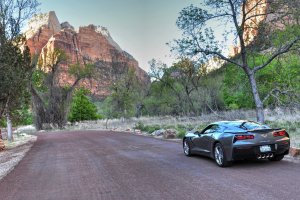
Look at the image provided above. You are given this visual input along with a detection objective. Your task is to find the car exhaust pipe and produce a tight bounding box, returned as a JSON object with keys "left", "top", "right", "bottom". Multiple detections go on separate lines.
{"left": 269, "top": 153, "right": 273, "bottom": 158}
{"left": 257, "top": 155, "right": 261, "bottom": 159}
{"left": 262, "top": 155, "right": 266, "bottom": 159}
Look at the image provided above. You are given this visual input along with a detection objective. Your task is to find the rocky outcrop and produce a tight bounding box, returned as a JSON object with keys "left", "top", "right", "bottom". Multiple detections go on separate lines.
{"left": 26, "top": 11, "right": 61, "bottom": 55}
{"left": 163, "top": 129, "right": 177, "bottom": 139}
{"left": 229, "top": 0, "right": 297, "bottom": 57}
{"left": 26, "top": 11, "right": 149, "bottom": 98}
{"left": 290, "top": 147, "right": 300, "bottom": 157}
{"left": 0, "top": 139, "right": 4, "bottom": 151}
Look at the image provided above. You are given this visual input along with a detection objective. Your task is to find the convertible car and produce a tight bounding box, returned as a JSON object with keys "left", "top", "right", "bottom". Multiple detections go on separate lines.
{"left": 183, "top": 120, "right": 290, "bottom": 167}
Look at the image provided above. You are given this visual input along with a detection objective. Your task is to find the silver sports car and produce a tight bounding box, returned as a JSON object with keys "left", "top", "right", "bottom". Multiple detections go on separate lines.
{"left": 183, "top": 120, "right": 290, "bottom": 167}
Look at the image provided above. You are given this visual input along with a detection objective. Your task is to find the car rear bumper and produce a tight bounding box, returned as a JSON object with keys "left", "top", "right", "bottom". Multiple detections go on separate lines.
{"left": 232, "top": 141, "right": 290, "bottom": 160}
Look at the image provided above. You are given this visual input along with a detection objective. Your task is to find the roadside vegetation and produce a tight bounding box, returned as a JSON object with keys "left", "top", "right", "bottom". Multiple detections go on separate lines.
{"left": 0, "top": 1, "right": 299, "bottom": 147}
{"left": 61, "top": 108, "right": 300, "bottom": 147}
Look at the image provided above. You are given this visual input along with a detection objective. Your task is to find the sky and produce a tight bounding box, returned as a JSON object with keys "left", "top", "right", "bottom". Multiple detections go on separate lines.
{"left": 39, "top": 0, "right": 200, "bottom": 72}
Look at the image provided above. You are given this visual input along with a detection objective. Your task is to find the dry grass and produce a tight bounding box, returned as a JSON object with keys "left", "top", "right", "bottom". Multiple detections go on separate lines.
{"left": 0, "top": 134, "right": 37, "bottom": 180}
{"left": 65, "top": 108, "right": 300, "bottom": 147}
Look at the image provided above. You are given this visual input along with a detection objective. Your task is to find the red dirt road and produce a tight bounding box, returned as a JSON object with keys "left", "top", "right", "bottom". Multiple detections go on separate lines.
{"left": 0, "top": 130, "right": 300, "bottom": 200}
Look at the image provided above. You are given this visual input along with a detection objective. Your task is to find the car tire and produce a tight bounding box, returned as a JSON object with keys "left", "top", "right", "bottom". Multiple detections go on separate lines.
{"left": 214, "top": 143, "right": 231, "bottom": 167}
{"left": 268, "top": 154, "right": 284, "bottom": 161}
{"left": 183, "top": 139, "right": 192, "bottom": 157}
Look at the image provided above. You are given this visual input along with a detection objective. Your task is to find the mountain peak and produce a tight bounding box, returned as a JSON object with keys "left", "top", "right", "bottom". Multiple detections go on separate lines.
{"left": 26, "top": 11, "right": 61, "bottom": 39}
{"left": 25, "top": 11, "right": 150, "bottom": 98}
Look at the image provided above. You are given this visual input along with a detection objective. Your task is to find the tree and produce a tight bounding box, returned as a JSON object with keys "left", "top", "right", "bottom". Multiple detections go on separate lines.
{"left": 174, "top": 0, "right": 300, "bottom": 123}
{"left": 103, "top": 68, "right": 143, "bottom": 119}
{"left": 68, "top": 88, "right": 100, "bottom": 122}
{"left": 223, "top": 53, "right": 300, "bottom": 109}
{"left": 172, "top": 58, "right": 202, "bottom": 114}
{"left": 146, "top": 58, "right": 225, "bottom": 116}
{"left": 0, "top": 41, "right": 33, "bottom": 141}
{"left": 148, "top": 59, "right": 185, "bottom": 114}
{"left": 0, "top": 0, "right": 39, "bottom": 141}
{"left": 31, "top": 49, "right": 95, "bottom": 129}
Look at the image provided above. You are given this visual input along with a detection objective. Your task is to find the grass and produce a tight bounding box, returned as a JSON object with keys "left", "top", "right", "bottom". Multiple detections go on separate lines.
{"left": 65, "top": 107, "right": 300, "bottom": 147}
{"left": 3, "top": 133, "right": 37, "bottom": 149}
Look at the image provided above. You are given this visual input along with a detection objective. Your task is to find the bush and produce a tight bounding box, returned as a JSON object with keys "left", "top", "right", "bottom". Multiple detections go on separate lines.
{"left": 134, "top": 122, "right": 161, "bottom": 133}
{"left": 176, "top": 128, "right": 186, "bottom": 138}
{"left": 134, "top": 121, "right": 145, "bottom": 130}
{"left": 144, "top": 124, "right": 161, "bottom": 133}
{"left": 68, "top": 88, "right": 101, "bottom": 122}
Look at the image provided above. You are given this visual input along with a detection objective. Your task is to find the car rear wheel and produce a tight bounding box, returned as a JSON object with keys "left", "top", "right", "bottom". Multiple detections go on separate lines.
{"left": 268, "top": 154, "right": 284, "bottom": 161}
{"left": 183, "top": 139, "right": 192, "bottom": 157}
{"left": 214, "top": 143, "right": 231, "bottom": 167}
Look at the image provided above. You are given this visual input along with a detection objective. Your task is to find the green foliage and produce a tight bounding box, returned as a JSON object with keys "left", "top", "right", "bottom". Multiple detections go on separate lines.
{"left": 143, "top": 80, "right": 180, "bottom": 115}
{"left": 0, "top": 41, "right": 33, "bottom": 120}
{"left": 176, "top": 129, "right": 186, "bottom": 139}
{"left": 145, "top": 59, "right": 225, "bottom": 116}
{"left": 68, "top": 88, "right": 102, "bottom": 122}
{"left": 174, "top": 1, "right": 300, "bottom": 123}
{"left": 31, "top": 69, "right": 48, "bottom": 92}
{"left": 223, "top": 52, "right": 300, "bottom": 109}
{"left": 102, "top": 68, "right": 144, "bottom": 119}
{"left": 133, "top": 122, "right": 161, "bottom": 133}
{"left": 31, "top": 48, "right": 96, "bottom": 129}
{"left": 68, "top": 63, "right": 94, "bottom": 80}
{"left": 0, "top": 106, "right": 33, "bottom": 127}
{"left": 11, "top": 105, "right": 33, "bottom": 126}
{"left": 134, "top": 121, "right": 145, "bottom": 130}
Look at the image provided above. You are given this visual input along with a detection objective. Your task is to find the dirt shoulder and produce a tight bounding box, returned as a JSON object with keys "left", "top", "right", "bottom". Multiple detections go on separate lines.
{"left": 0, "top": 134, "right": 37, "bottom": 180}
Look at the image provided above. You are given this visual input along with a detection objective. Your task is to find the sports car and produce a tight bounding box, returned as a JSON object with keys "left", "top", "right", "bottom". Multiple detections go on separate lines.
{"left": 183, "top": 120, "right": 290, "bottom": 167}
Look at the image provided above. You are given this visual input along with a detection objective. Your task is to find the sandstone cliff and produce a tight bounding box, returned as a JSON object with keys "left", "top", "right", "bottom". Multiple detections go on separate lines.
{"left": 26, "top": 11, "right": 149, "bottom": 98}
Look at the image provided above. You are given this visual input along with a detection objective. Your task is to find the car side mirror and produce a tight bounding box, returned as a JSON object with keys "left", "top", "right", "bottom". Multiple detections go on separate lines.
{"left": 194, "top": 131, "right": 201, "bottom": 135}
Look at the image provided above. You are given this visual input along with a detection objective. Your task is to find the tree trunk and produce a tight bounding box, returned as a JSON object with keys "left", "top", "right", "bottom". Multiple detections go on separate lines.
{"left": 105, "top": 118, "right": 109, "bottom": 129}
{"left": 6, "top": 112, "right": 13, "bottom": 142}
{"left": 248, "top": 72, "right": 265, "bottom": 123}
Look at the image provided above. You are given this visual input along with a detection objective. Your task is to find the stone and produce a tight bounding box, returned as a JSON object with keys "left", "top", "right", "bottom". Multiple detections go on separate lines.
{"left": 290, "top": 147, "right": 300, "bottom": 157}
{"left": 151, "top": 129, "right": 165, "bottom": 136}
{"left": 26, "top": 11, "right": 150, "bottom": 98}
{"left": 163, "top": 129, "right": 177, "bottom": 139}
{"left": 0, "top": 139, "right": 5, "bottom": 151}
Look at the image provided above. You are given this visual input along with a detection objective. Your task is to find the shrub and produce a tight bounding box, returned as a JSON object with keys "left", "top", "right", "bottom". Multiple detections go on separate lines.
{"left": 134, "top": 122, "right": 161, "bottom": 133}
{"left": 144, "top": 124, "right": 161, "bottom": 133}
{"left": 134, "top": 121, "right": 145, "bottom": 130}
{"left": 68, "top": 88, "right": 101, "bottom": 122}
{"left": 176, "top": 128, "right": 186, "bottom": 139}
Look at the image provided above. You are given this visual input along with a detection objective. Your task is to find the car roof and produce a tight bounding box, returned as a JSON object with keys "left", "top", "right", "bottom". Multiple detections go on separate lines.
{"left": 211, "top": 120, "right": 258, "bottom": 126}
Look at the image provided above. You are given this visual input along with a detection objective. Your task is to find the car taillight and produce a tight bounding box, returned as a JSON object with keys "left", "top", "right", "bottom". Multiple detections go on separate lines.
{"left": 234, "top": 135, "right": 254, "bottom": 141}
{"left": 273, "top": 130, "right": 287, "bottom": 137}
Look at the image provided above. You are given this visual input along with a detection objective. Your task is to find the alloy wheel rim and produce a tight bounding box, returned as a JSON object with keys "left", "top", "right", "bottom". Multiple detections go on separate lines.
{"left": 215, "top": 146, "right": 223, "bottom": 165}
{"left": 183, "top": 141, "right": 189, "bottom": 155}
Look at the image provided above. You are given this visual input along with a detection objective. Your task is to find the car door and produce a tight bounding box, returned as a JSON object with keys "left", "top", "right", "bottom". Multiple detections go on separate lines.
{"left": 200, "top": 125, "right": 220, "bottom": 154}
{"left": 192, "top": 125, "right": 214, "bottom": 155}
{"left": 202, "top": 125, "right": 222, "bottom": 153}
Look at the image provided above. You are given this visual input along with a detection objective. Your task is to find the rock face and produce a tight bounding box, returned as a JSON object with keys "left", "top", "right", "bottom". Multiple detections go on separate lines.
{"left": 26, "top": 11, "right": 149, "bottom": 97}
{"left": 229, "top": 0, "right": 296, "bottom": 57}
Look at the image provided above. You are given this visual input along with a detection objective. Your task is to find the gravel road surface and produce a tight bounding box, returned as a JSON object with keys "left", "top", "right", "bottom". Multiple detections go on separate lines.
{"left": 0, "top": 130, "right": 300, "bottom": 200}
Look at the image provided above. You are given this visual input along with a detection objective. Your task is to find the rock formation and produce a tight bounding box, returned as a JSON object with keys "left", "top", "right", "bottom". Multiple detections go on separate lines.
{"left": 229, "top": 0, "right": 296, "bottom": 57}
{"left": 26, "top": 11, "right": 149, "bottom": 98}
